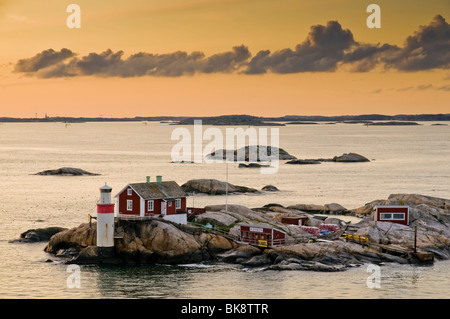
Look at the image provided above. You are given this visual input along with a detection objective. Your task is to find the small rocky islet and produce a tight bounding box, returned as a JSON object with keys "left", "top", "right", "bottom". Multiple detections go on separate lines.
{"left": 13, "top": 193, "right": 450, "bottom": 272}
{"left": 34, "top": 167, "right": 100, "bottom": 176}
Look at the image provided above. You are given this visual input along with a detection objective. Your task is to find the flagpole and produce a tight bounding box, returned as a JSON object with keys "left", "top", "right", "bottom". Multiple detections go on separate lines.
{"left": 225, "top": 161, "right": 228, "bottom": 213}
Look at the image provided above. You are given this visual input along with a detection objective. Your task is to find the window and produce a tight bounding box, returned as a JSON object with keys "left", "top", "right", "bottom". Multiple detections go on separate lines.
{"left": 380, "top": 212, "right": 405, "bottom": 220}
{"left": 168, "top": 201, "right": 172, "bottom": 207}
{"left": 127, "top": 188, "right": 132, "bottom": 196}
{"left": 148, "top": 200, "right": 154, "bottom": 212}
{"left": 175, "top": 198, "right": 181, "bottom": 209}
{"left": 127, "top": 200, "right": 133, "bottom": 211}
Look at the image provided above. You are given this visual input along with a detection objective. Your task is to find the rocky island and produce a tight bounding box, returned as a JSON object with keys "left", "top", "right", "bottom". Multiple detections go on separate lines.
{"left": 14, "top": 193, "right": 450, "bottom": 272}
{"left": 10, "top": 227, "right": 67, "bottom": 243}
{"left": 368, "top": 121, "right": 421, "bottom": 126}
{"left": 35, "top": 167, "right": 99, "bottom": 176}
{"left": 286, "top": 153, "right": 370, "bottom": 164}
{"left": 181, "top": 179, "right": 260, "bottom": 195}
{"left": 206, "top": 145, "right": 297, "bottom": 162}
{"left": 173, "top": 115, "right": 285, "bottom": 126}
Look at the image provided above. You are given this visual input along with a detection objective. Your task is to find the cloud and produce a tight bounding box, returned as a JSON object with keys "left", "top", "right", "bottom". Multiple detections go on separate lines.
{"left": 397, "top": 83, "right": 450, "bottom": 92}
{"left": 342, "top": 43, "right": 399, "bottom": 72}
{"left": 438, "top": 85, "right": 450, "bottom": 91}
{"left": 245, "top": 21, "right": 356, "bottom": 74}
{"left": 13, "top": 16, "right": 450, "bottom": 78}
{"left": 15, "top": 46, "right": 250, "bottom": 78}
{"left": 340, "top": 15, "right": 450, "bottom": 73}
{"left": 14, "top": 48, "right": 75, "bottom": 73}
{"left": 371, "top": 88, "right": 383, "bottom": 94}
{"left": 381, "top": 15, "right": 450, "bottom": 71}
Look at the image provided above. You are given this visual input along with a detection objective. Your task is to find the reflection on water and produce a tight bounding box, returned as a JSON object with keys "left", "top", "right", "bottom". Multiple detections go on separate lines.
{"left": 45, "top": 261, "right": 449, "bottom": 299}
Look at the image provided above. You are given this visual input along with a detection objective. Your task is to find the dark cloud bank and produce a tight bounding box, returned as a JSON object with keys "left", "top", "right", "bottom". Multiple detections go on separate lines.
{"left": 14, "top": 15, "right": 450, "bottom": 78}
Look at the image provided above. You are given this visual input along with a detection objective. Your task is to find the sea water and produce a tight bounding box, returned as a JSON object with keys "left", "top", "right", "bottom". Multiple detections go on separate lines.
{"left": 0, "top": 121, "right": 449, "bottom": 298}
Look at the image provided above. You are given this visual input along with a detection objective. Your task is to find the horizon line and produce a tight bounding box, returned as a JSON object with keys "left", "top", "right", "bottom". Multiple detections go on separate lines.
{"left": 1, "top": 113, "right": 450, "bottom": 121}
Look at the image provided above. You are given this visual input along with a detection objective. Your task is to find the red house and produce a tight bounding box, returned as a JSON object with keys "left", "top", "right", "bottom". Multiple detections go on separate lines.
{"left": 239, "top": 225, "right": 286, "bottom": 248}
{"left": 115, "top": 176, "right": 188, "bottom": 224}
{"left": 374, "top": 206, "right": 410, "bottom": 226}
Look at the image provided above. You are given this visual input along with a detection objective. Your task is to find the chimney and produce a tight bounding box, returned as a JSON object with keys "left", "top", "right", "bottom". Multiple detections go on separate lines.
{"left": 156, "top": 175, "right": 162, "bottom": 184}
{"left": 146, "top": 176, "right": 150, "bottom": 184}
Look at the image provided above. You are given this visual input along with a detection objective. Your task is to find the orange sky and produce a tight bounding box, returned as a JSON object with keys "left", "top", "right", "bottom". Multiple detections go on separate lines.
{"left": 0, "top": 0, "right": 449, "bottom": 117}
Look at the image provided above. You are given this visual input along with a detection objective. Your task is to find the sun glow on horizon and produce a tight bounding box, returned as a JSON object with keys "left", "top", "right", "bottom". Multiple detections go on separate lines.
{"left": 0, "top": 0, "right": 448, "bottom": 117}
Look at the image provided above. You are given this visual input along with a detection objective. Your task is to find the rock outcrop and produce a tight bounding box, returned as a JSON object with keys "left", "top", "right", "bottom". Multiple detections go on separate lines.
{"left": 193, "top": 211, "right": 238, "bottom": 228}
{"left": 286, "top": 202, "right": 350, "bottom": 215}
{"left": 45, "top": 223, "right": 96, "bottom": 252}
{"left": 238, "top": 163, "right": 271, "bottom": 168}
{"left": 10, "top": 227, "right": 67, "bottom": 243}
{"left": 44, "top": 219, "right": 235, "bottom": 265}
{"left": 206, "top": 145, "right": 297, "bottom": 161}
{"left": 286, "top": 159, "right": 321, "bottom": 165}
{"left": 35, "top": 167, "right": 99, "bottom": 176}
{"left": 286, "top": 153, "right": 370, "bottom": 164}
{"left": 261, "top": 185, "right": 279, "bottom": 192}
{"left": 181, "top": 179, "right": 259, "bottom": 195}
{"left": 332, "top": 153, "right": 370, "bottom": 162}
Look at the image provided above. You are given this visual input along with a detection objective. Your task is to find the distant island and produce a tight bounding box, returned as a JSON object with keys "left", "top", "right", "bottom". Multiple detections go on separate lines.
{"left": 367, "top": 121, "right": 421, "bottom": 126}
{"left": 173, "top": 115, "right": 285, "bottom": 126}
{"left": 1, "top": 113, "right": 449, "bottom": 125}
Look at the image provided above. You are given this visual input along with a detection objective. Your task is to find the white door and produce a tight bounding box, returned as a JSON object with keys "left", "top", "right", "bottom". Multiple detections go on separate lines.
{"left": 161, "top": 201, "right": 167, "bottom": 216}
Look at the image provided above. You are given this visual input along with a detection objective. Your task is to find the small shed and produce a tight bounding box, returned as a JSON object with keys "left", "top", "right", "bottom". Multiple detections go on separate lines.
{"left": 374, "top": 206, "right": 410, "bottom": 225}
{"left": 239, "top": 225, "right": 286, "bottom": 248}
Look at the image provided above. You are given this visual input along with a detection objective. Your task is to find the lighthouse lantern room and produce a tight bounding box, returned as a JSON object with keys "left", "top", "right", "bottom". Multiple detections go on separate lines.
{"left": 97, "top": 183, "right": 115, "bottom": 256}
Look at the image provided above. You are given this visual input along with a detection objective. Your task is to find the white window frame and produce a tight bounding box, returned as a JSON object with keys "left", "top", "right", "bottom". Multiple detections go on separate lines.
{"left": 127, "top": 188, "right": 132, "bottom": 196}
{"left": 127, "top": 200, "right": 133, "bottom": 211}
{"left": 148, "top": 200, "right": 154, "bottom": 212}
{"left": 175, "top": 198, "right": 181, "bottom": 209}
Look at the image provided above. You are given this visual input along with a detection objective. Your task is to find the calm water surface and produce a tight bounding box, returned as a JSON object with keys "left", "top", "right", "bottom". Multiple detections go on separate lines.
{"left": 0, "top": 121, "right": 449, "bottom": 298}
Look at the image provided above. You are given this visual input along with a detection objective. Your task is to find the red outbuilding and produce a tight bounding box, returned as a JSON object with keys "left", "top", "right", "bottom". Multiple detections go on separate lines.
{"left": 374, "top": 206, "right": 410, "bottom": 226}
{"left": 239, "top": 225, "right": 286, "bottom": 248}
{"left": 115, "top": 176, "right": 188, "bottom": 224}
{"left": 281, "top": 216, "right": 308, "bottom": 226}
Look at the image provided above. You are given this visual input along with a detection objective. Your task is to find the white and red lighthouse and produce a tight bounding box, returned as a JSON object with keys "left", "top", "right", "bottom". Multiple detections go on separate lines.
{"left": 97, "top": 183, "right": 115, "bottom": 256}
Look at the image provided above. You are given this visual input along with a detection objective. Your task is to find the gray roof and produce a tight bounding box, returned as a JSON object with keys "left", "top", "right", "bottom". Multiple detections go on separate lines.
{"left": 128, "top": 181, "right": 187, "bottom": 200}
{"left": 100, "top": 183, "right": 112, "bottom": 191}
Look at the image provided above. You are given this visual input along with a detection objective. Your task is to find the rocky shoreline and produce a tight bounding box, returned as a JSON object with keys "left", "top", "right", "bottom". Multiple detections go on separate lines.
{"left": 13, "top": 193, "right": 450, "bottom": 272}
